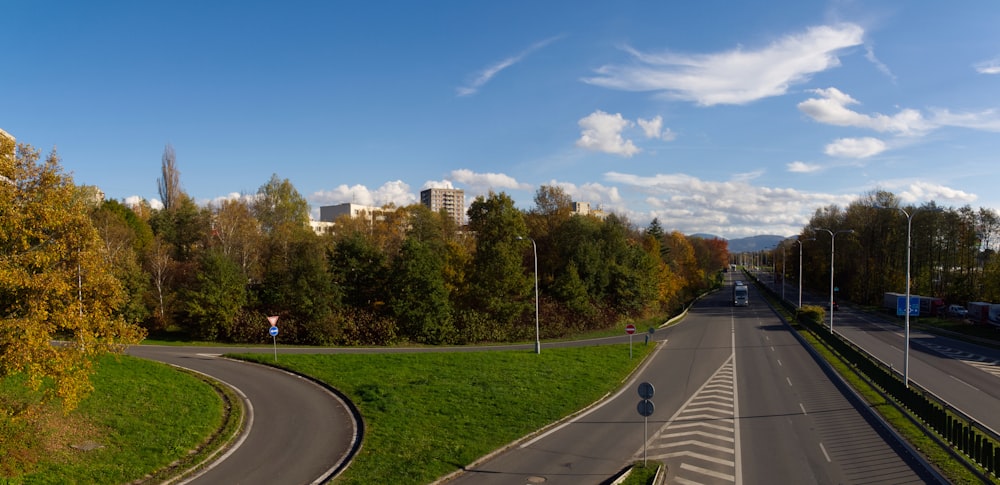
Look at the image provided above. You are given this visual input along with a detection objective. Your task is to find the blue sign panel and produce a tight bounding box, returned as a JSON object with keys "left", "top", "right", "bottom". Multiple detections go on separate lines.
{"left": 269, "top": 326, "right": 279, "bottom": 336}
{"left": 896, "top": 296, "right": 920, "bottom": 317}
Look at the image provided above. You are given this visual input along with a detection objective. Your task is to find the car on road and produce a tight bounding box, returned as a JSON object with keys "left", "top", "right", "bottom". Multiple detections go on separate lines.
{"left": 945, "top": 304, "right": 969, "bottom": 318}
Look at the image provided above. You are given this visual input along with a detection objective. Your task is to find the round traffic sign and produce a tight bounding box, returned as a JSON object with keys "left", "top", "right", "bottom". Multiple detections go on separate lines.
{"left": 269, "top": 326, "right": 279, "bottom": 337}
{"left": 625, "top": 324, "right": 636, "bottom": 335}
{"left": 637, "top": 399, "right": 654, "bottom": 417}
{"left": 637, "top": 381, "right": 655, "bottom": 399}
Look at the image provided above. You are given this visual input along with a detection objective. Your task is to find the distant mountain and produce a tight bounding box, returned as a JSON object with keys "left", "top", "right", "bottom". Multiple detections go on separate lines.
{"left": 684, "top": 233, "right": 791, "bottom": 252}
{"left": 726, "top": 235, "right": 790, "bottom": 253}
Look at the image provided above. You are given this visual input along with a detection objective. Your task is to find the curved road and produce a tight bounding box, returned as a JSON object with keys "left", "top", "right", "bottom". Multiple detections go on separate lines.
{"left": 126, "top": 346, "right": 359, "bottom": 485}
{"left": 126, "top": 272, "right": 947, "bottom": 484}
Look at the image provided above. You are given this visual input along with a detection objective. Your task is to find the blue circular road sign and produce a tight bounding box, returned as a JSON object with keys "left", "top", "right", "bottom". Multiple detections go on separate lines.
{"left": 269, "top": 326, "right": 279, "bottom": 337}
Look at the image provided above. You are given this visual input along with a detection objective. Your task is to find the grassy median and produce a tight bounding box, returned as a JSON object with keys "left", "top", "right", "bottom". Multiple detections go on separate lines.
{"left": 236, "top": 343, "right": 654, "bottom": 484}
{"left": 1, "top": 354, "right": 236, "bottom": 484}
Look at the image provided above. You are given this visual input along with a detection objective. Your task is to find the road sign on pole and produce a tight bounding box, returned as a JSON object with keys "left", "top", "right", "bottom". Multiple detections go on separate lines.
{"left": 268, "top": 319, "right": 279, "bottom": 362}
{"left": 638, "top": 381, "right": 655, "bottom": 399}
{"left": 636, "top": 382, "right": 655, "bottom": 465}
{"left": 626, "top": 324, "right": 636, "bottom": 358}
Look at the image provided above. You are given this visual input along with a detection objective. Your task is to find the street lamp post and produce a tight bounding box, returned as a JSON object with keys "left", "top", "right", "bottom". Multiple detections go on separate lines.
{"left": 811, "top": 227, "right": 854, "bottom": 333}
{"left": 781, "top": 244, "right": 786, "bottom": 303}
{"left": 517, "top": 236, "right": 540, "bottom": 354}
{"left": 878, "top": 205, "right": 940, "bottom": 388}
{"left": 793, "top": 238, "right": 813, "bottom": 308}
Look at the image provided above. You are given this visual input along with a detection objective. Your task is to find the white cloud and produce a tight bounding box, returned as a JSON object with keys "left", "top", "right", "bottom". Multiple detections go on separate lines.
{"left": 310, "top": 180, "right": 417, "bottom": 208}
{"left": 824, "top": 137, "right": 887, "bottom": 158}
{"left": 450, "top": 168, "right": 531, "bottom": 196}
{"left": 975, "top": 58, "right": 1000, "bottom": 75}
{"left": 636, "top": 115, "right": 677, "bottom": 141}
{"left": 421, "top": 179, "right": 455, "bottom": 190}
{"left": 798, "top": 87, "right": 930, "bottom": 135}
{"left": 372, "top": 180, "right": 417, "bottom": 207}
{"left": 545, "top": 180, "right": 624, "bottom": 206}
{"left": 929, "top": 108, "right": 1000, "bottom": 132}
{"left": 576, "top": 110, "right": 640, "bottom": 157}
{"left": 889, "top": 181, "right": 977, "bottom": 205}
{"left": 603, "top": 171, "right": 855, "bottom": 238}
{"left": 787, "top": 161, "right": 823, "bottom": 173}
{"left": 865, "top": 44, "right": 896, "bottom": 82}
{"left": 583, "top": 23, "right": 864, "bottom": 106}
{"left": 124, "top": 195, "right": 164, "bottom": 210}
{"left": 206, "top": 192, "right": 256, "bottom": 207}
{"left": 457, "top": 35, "right": 564, "bottom": 97}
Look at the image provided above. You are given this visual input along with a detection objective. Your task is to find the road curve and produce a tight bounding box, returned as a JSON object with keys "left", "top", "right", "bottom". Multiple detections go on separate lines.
{"left": 126, "top": 346, "right": 360, "bottom": 485}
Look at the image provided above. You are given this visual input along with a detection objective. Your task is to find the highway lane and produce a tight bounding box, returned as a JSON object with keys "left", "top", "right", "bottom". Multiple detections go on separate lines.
{"left": 830, "top": 308, "right": 1000, "bottom": 435}
{"left": 767, "top": 274, "right": 1000, "bottom": 436}
{"left": 126, "top": 346, "right": 359, "bottom": 485}
{"left": 734, "top": 284, "right": 933, "bottom": 484}
{"left": 446, "top": 277, "right": 938, "bottom": 484}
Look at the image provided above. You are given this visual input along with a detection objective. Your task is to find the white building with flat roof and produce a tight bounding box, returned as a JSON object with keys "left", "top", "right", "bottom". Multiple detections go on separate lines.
{"left": 319, "top": 203, "right": 387, "bottom": 222}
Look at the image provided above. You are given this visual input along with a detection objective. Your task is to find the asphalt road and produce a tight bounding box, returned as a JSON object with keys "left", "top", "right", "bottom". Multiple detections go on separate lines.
{"left": 126, "top": 345, "right": 359, "bottom": 485}
{"left": 766, "top": 274, "right": 1000, "bottom": 436}
{"left": 445, "top": 276, "right": 939, "bottom": 484}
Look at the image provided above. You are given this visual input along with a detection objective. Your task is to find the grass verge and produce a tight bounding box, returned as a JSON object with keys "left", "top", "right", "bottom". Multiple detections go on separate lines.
{"left": 234, "top": 343, "right": 654, "bottom": 484}
{"left": 1, "top": 354, "right": 238, "bottom": 484}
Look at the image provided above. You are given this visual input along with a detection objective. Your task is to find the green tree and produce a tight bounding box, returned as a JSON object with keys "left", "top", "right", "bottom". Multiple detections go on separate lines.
{"left": 330, "top": 229, "right": 389, "bottom": 312}
{"left": 390, "top": 237, "right": 453, "bottom": 344}
{"left": 0, "top": 145, "right": 145, "bottom": 410}
{"left": 182, "top": 248, "right": 248, "bottom": 341}
{"left": 466, "top": 192, "right": 532, "bottom": 331}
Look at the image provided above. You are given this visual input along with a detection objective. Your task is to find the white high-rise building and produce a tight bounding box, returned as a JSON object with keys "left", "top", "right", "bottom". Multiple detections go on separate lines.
{"left": 420, "top": 188, "right": 465, "bottom": 226}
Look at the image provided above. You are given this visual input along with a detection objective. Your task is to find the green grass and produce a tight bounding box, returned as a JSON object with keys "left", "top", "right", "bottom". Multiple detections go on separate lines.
{"left": 619, "top": 461, "right": 663, "bottom": 485}
{"left": 234, "top": 343, "right": 654, "bottom": 484}
{"left": 3, "top": 354, "right": 236, "bottom": 484}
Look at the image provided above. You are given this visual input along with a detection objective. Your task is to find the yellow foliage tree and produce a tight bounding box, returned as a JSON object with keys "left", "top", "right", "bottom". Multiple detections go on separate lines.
{"left": 0, "top": 144, "right": 145, "bottom": 411}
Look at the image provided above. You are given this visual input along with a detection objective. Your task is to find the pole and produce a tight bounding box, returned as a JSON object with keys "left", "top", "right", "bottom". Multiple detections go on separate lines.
{"left": 518, "top": 236, "right": 540, "bottom": 354}
{"left": 876, "top": 204, "right": 939, "bottom": 388}
{"left": 644, "top": 414, "right": 648, "bottom": 466}
{"left": 531, "top": 238, "right": 539, "bottom": 354}
{"left": 781, "top": 245, "right": 786, "bottom": 303}
{"left": 904, "top": 211, "right": 912, "bottom": 388}
{"left": 273, "top": 335, "right": 277, "bottom": 362}
{"left": 811, "top": 228, "right": 853, "bottom": 333}
{"left": 797, "top": 240, "right": 804, "bottom": 308}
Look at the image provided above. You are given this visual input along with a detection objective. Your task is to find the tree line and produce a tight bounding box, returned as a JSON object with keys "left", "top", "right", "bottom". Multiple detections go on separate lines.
{"left": 4, "top": 142, "right": 730, "bottom": 379}
{"left": 770, "top": 190, "right": 1000, "bottom": 310}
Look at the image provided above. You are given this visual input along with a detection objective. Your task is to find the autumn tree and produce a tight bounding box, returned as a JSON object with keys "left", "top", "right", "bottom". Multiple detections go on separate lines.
{"left": 0, "top": 145, "right": 145, "bottom": 410}
{"left": 91, "top": 200, "right": 154, "bottom": 327}
{"left": 211, "top": 197, "right": 263, "bottom": 282}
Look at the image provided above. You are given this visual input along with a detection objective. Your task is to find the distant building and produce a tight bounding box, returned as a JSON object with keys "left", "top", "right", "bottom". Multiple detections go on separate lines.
{"left": 1, "top": 128, "right": 14, "bottom": 186}
{"left": 315, "top": 203, "right": 396, "bottom": 235}
{"left": 571, "top": 201, "right": 606, "bottom": 219}
{"left": 420, "top": 188, "right": 465, "bottom": 226}
{"left": 319, "top": 203, "right": 389, "bottom": 222}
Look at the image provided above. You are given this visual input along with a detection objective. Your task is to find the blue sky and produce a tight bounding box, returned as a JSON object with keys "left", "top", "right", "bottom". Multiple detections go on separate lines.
{"left": 4, "top": 1, "right": 1000, "bottom": 239}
